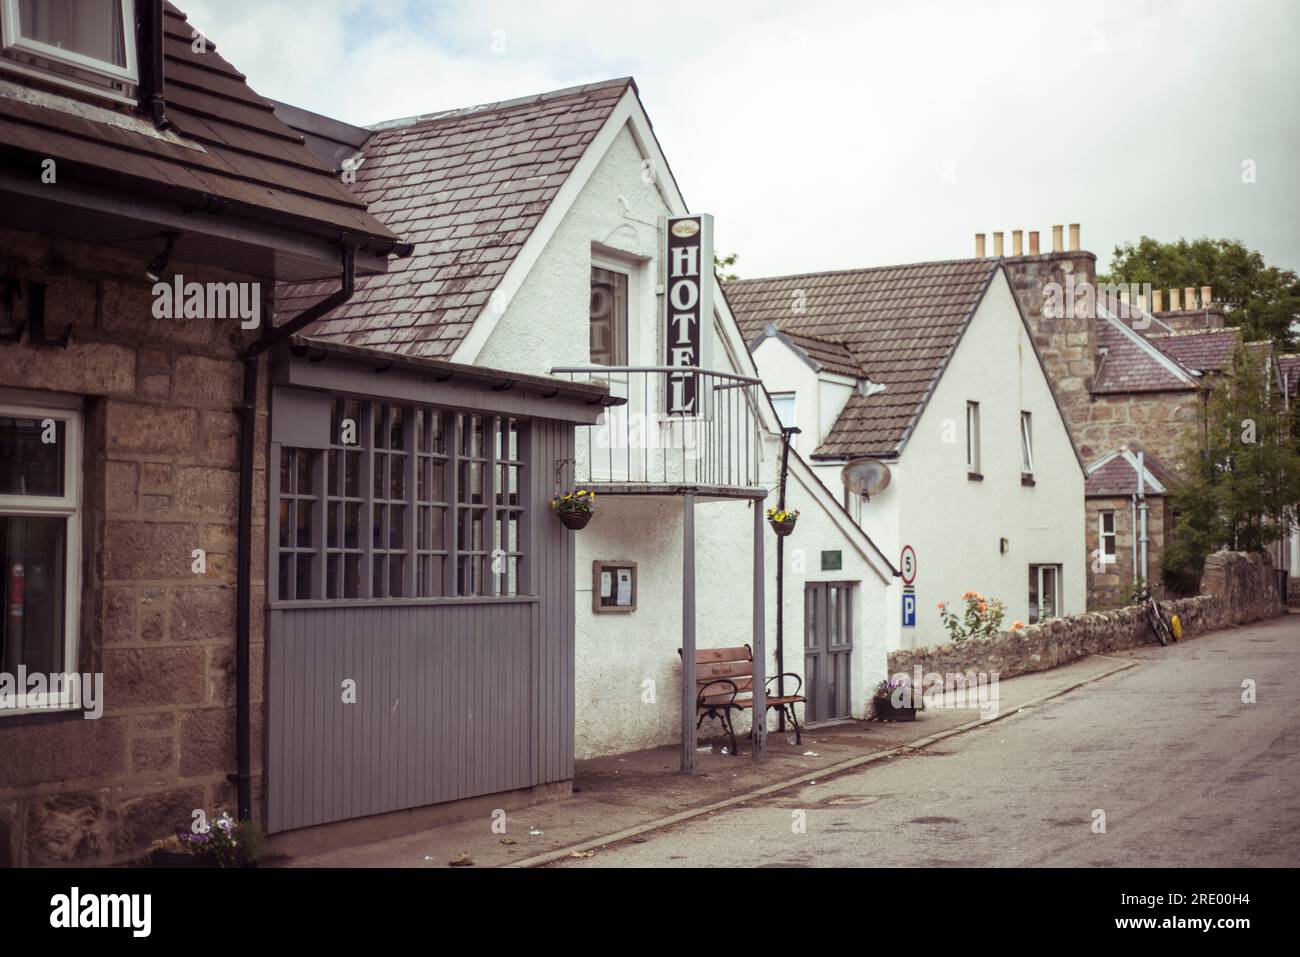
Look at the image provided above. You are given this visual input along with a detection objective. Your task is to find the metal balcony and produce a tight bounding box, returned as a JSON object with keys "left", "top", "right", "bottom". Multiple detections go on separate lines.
{"left": 549, "top": 365, "right": 767, "bottom": 495}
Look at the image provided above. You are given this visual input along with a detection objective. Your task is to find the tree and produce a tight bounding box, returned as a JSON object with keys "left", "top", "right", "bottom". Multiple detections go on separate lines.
{"left": 1101, "top": 236, "right": 1300, "bottom": 349}
{"left": 714, "top": 251, "right": 739, "bottom": 282}
{"left": 1163, "top": 342, "right": 1300, "bottom": 592}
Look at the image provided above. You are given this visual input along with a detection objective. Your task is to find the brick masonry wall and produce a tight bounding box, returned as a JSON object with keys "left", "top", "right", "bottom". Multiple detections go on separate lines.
{"left": 0, "top": 226, "right": 268, "bottom": 866}
{"left": 887, "top": 550, "right": 1281, "bottom": 683}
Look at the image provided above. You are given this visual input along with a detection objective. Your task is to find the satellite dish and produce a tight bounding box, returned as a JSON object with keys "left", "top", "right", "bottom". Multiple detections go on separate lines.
{"left": 842, "top": 457, "right": 892, "bottom": 500}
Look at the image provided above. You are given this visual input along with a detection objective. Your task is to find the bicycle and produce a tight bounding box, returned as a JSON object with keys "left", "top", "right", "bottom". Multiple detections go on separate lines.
{"left": 1137, "top": 586, "right": 1175, "bottom": 646}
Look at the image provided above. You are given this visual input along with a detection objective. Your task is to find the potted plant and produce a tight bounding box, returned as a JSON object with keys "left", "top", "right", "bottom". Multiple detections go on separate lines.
{"left": 146, "top": 811, "right": 264, "bottom": 868}
{"left": 872, "top": 677, "right": 918, "bottom": 721}
{"left": 766, "top": 506, "right": 800, "bottom": 536}
{"left": 552, "top": 489, "right": 595, "bottom": 530}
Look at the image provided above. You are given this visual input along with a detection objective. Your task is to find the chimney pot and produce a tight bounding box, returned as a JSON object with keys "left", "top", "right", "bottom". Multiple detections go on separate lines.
{"left": 1169, "top": 288, "right": 1181, "bottom": 311}
{"left": 1153, "top": 289, "right": 1164, "bottom": 312}
{"left": 1068, "top": 223, "right": 1080, "bottom": 252}
{"left": 1184, "top": 286, "right": 1196, "bottom": 309}
{"left": 993, "top": 231, "right": 1004, "bottom": 257}
{"left": 1029, "top": 231, "right": 1040, "bottom": 255}
{"left": 975, "top": 233, "right": 986, "bottom": 258}
{"left": 1012, "top": 229, "right": 1023, "bottom": 256}
{"left": 1201, "top": 284, "right": 1212, "bottom": 306}
{"left": 1052, "top": 225, "right": 1064, "bottom": 253}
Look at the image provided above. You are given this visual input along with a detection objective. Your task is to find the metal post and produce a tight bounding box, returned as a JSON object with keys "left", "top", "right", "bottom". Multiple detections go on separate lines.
{"left": 681, "top": 492, "right": 697, "bottom": 773}
{"left": 752, "top": 495, "right": 767, "bottom": 758}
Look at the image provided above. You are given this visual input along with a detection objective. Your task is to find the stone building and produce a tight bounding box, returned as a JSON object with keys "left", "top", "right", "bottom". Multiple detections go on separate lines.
{"left": 0, "top": 2, "right": 402, "bottom": 865}
{"left": 989, "top": 225, "right": 1281, "bottom": 601}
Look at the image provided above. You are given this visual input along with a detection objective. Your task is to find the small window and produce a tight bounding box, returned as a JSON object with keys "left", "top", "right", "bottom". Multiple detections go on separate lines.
{"left": 1020, "top": 411, "right": 1033, "bottom": 475}
{"left": 0, "top": 0, "right": 139, "bottom": 101}
{"left": 0, "top": 400, "right": 82, "bottom": 713}
{"left": 966, "top": 401, "right": 981, "bottom": 475}
{"left": 1028, "top": 564, "right": 1062, "bottom": 624}
{"left": 1099, "top": 511, "right": 1117, "bottom": 564}
{"left": 771, "top": 392, "right": 796, "bottom": 431}
{"left": 590, "top": 265, "right": 629, "bottom": 366}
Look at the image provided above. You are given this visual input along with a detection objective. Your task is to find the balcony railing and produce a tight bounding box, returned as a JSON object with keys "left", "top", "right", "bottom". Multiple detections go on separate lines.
{"left": 549, "top": 365, "right": 766, "bottom": 490}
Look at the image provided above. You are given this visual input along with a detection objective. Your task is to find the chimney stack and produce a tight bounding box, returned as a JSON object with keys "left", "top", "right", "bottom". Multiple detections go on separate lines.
{"left": 993, "top": 231, "right": 1004, "bottom": 257}
{"left": 1201, "top": 285, "right": 1212, "bottom": 306}
{"left": 1068, "top": 223, "right": 1080, "bottom": 252}
{"left": 975, "top": 233, "right": 986, "bottom": 258}
{"left": 1184, "top": 286, "right": 1196, "bottom": 309}
{"left": 1169, "top": 288, "right": 1181, "bottom": 311}
{"left": 1153, "top": 289, "right": 1163, "bottom": 312}
{"left": 1029, "top": 230, "right": 1040, "bottom": 255}
{"left": 1052, "top": 225, "right": 1064, "bottom": 253}
{"left": 1012, "top": 229, "right": 1023, "bottom": 256}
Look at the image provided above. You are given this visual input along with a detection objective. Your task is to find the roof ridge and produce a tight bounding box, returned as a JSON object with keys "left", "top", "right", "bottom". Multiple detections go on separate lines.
{"left": 367, "top": 77, "right": 633, "bottom": 133}
{"left": 725, "top": 255, "right": 998, "bottom": 286}
{"left": 1147, "top": 327, "right": 1240, "bottom": 339}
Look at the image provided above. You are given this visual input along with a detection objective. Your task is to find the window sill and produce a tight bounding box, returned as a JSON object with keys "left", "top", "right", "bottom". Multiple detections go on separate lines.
{"left": 967, "top": 471, "right": 983, "bottom": 482}
{"left": 1021, "top": 474, "right": 1036, "bottom": 487}
{"left": 270, "top": 595, "right": 541, "bottom": 610}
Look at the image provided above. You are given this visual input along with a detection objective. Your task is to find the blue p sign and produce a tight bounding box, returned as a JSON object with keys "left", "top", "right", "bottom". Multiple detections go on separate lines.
{"left": 902, "top": 592, "right": 916, "bottom": 627}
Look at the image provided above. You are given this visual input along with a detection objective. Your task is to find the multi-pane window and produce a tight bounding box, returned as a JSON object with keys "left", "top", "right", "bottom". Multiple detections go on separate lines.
{"left": 966, "top": 400, "right": 980, "bottom": 474}
{"left": 1099, "top": 511, "right": 1117, "bottom": 564}
{"left": 1028, "top": 564, "right": 1062, "bottom": 624}
{"left": 771, "top": 393, "right": 797, "bottom": 431}
{"left": 1, "top": 0, "right": 139, "bottom": 100}
{"left": 0, "top": 400, "right": 81, "bottom": 711}
{"left": 275, "top": 401, "right": 526, "bottom": 603}
{"left": 1020, "top": 411, "right": 1034, "bottom": 475}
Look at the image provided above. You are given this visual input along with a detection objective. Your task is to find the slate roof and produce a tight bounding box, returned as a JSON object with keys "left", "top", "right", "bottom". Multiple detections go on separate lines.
{"left": 0, "top": 3, "right": 400, "bottom": 253}
{"left": 1147, "top": 328, "right": 1242, "bottom": 374}
{"left": 725, "top": 259, "right": 999, "bottom": 457}
{"left": 1091, "top": 310, "right": 1199, "bottom": 394}
{"left": 1085, "top": 446, "right": 1172, "bottom": 497}
{"left": 750, "top": 325, "right": 864, "bottom": 378}
{"left": 278, "top": 78, "right": 633, "bottom": 358}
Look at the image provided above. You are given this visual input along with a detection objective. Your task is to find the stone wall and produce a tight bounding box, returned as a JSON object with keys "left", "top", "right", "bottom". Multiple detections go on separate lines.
{"left": 1086, "top": 495, "right": 1173, "bottom": 608}
{"left": 0, "top": 226, "right": 268, "bottom": 867}
{"left": 888, "top": 550, "right": 1281, "bottom": 683}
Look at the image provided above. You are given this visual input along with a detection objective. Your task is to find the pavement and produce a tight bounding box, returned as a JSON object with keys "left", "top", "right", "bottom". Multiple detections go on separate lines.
{"left": 558, "top": 615, "right": 1300, "bottom": 867}
{"left": 280, "top": 626, "right": 1215, "bottom": 868}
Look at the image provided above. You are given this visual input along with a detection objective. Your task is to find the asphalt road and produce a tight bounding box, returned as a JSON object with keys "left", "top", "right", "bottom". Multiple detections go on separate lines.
{"left": 562, "top": 616, "right": 1300, "bottom": 867}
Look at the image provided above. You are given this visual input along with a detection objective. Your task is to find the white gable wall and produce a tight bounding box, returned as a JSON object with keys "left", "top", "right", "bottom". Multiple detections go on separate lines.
{"left": 466, "top": 118, "right": 892, "bottom": 756}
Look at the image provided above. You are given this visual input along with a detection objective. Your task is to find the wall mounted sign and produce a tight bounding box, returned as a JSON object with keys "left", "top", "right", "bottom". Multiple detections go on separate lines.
{"left": 664, "top": 214, "right": 713, "bottom": 416}
{"left": 821, "top": 550, "right": 843, "bottom": 571}
{"left": 593, "top": 560, "right": 637, "bottom": 613}
{"left": 902, "top": 591, "right": 916, "bottom": 627}
{"left": 899, "top": 545, "right": 917, "bottom": 585}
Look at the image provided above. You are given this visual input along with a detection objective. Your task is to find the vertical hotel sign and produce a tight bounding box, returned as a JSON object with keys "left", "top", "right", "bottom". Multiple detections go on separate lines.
{"left": 664, "top": 213, "right": 713, "bottom": 415}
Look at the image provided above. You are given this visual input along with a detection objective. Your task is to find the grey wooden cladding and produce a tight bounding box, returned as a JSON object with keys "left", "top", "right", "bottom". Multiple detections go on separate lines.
{"left": 266, "top": 417, "right": 575, "bottom": 833}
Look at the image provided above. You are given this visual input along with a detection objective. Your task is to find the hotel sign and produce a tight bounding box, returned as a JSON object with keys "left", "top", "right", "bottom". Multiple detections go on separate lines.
{"left": 664, "top": 213, "right": 713, "bottom": 415}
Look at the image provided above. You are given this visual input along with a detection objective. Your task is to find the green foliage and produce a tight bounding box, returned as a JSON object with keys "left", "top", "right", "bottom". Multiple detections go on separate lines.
{"left": 936, "top": 591, "right": 1007, "bottom": 643}
{"left": 1164, "top": 342, "right": 1300, "bottom": 591}
{"left": 1100, "top": 236, "right": 1300, "bottom": 349}
{"left": 714, "top": 251, "right": 739, "bottom": 282}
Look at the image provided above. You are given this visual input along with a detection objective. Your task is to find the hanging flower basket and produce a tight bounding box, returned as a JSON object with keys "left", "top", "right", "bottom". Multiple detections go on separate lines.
{"left": 766, "top": 506, "right": 799, "bottom": 537}
{"left": 553, "top": 489, "right": 595, "bottom": 530}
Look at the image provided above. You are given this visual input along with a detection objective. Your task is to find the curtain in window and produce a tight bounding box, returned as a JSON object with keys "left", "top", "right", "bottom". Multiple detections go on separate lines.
{"left": 18, "top": 0, "right": 126, "bottom": 67}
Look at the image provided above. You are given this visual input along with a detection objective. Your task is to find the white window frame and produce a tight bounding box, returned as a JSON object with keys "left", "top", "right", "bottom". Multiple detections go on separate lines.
{"left": 1020, "top": 410, "right": 1034, "bottom": 475}
{"left": 966, "top": 400, "right": 980, "bottom": 474}
{"left": 1099, "top": 510, "right": 1117, "bottom": 565}
{"left": 771, "top": 392, "right": 797, "bottom": 432}
{"left": 0, "top": 398, "right": 83, "bottom": 715}
{"left": 0, "top": 0, "right": 138, "bottom": 103}
{"left": 1029, "top": 563, "right": 1061, "bottom": 624}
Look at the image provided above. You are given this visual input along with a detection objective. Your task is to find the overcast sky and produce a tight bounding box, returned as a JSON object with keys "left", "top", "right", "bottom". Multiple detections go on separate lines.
{"left": 182, "top": 0, "right": 1300, "bottom": 280}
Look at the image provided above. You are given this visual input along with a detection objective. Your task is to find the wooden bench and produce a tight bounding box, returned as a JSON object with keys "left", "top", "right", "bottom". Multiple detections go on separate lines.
{"left": 678, "top": 645, "right": 804, "bottom": 755}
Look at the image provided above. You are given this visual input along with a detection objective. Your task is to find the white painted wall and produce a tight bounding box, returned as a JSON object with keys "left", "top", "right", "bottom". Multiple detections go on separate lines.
{"left": 469, "top": 121, "right": 893, "bottom": 757}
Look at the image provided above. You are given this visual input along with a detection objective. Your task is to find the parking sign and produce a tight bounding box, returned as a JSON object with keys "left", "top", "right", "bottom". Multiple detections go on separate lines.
{"left": 902, "top": 591, "right": 916, "bottom": 627}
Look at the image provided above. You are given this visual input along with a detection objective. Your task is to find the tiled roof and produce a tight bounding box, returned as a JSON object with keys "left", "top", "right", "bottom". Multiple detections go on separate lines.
{"left": 751, "top": 325, "right": 864, "bottom": 378}
{"left": 1148, "top": 328, "right": 1242, "bottom": 373}
{"left": 725, "top": 259, "right": 999, "bottom": 457}
{"left": 1085, "top": 446, "right": 1172, "bottom": 497}
{"left": 1092, "top": 312, "right": 1198, "bottom": 394}
{"left": 278, "top": 78, "right": 632, "bottom": 358}
{"left": 0, "top": 3, "right": 399, "bottom": 252}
